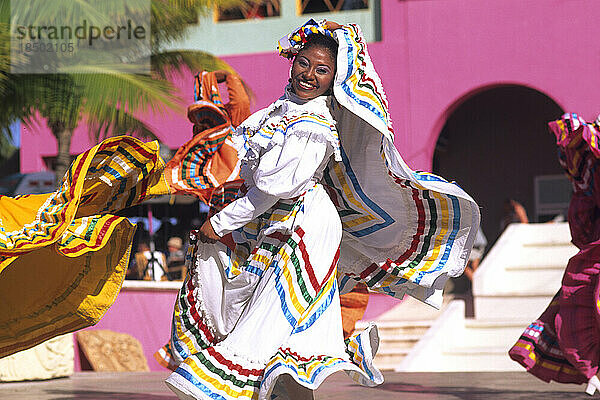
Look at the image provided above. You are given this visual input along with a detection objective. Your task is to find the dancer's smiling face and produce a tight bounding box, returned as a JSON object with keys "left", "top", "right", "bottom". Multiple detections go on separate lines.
{"left": 291, "top": 44, "right": 336, "bottom": 100}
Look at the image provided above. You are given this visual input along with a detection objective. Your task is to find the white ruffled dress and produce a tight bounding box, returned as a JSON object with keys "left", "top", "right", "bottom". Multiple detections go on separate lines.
{"left": 162, "top": 89, "right": 382, "bottom": 400}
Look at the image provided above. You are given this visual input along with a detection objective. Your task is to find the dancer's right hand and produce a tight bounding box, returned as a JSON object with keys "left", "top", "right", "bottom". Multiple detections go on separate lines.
{"left": 198, "top": 220, "right": 219, "bottom": 243}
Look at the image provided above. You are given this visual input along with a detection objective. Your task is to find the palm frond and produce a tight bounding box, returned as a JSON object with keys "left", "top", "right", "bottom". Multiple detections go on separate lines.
{"left": 86, "top": 108, "right": 161, "bottom": 143}
{"left": 0, "top": 0, "right": 246, "bottom": 175}
{"left": 10, "top": 0, "right": 112, "bottom": 28}
{"left": 151, "top": 49, "right": 232, "bottom": 80}
{"left": 70, "top": 68, "right": 183, "bottom": 120}
{"left": 0, "top": 132, "right": 16, "bottom": 160}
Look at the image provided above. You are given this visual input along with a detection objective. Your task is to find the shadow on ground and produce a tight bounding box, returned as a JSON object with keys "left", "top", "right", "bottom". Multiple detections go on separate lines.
{"left": 375, "top": 382, "right": 584, "bottom": 399}
{"left": 46, "top": 390, "right": 175, "bottom": 400}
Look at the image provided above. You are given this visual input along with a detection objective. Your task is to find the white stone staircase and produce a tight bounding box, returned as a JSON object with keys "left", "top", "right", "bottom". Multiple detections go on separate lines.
{"left": 356, "top": 295, "right": 450, "bottom": 370}
{"left": 395, "top": 222, "right": 578, "bottom": 372}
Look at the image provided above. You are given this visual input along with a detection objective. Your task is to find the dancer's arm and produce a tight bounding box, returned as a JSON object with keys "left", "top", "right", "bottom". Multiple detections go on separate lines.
{"left": 205, "top": 122, "right": 331, "bottom": 239}
{"left": 224, "top": 74, "right": 251, "bottom": 127}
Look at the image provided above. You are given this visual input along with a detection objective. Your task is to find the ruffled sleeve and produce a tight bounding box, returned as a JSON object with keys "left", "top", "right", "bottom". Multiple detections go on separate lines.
{"left": 253, "top": 120, "right": 330, "bottom": 198}
{"left": 210, "top": 117, "right": 333, "bottom": 236}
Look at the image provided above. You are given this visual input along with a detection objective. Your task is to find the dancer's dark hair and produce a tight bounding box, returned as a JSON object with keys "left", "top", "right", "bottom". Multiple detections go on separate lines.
{"left": 297, "top": 33, "right": 338, "bottom": 62}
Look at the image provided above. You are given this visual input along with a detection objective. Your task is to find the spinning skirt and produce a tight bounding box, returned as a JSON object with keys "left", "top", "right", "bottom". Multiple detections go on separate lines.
{"left": 0, "top": 137, "right": 169, "bottom": 357}
{"left": 509, "top": 241, "right": 600, "bottom": 384}
{"left": 157, "top": 184, "right": 382, "bottom": 400}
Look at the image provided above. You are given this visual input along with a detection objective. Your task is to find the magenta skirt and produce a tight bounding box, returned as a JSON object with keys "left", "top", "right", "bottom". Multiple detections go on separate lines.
{"left": 509, "top": 241, "right": 600, "bottom": 383}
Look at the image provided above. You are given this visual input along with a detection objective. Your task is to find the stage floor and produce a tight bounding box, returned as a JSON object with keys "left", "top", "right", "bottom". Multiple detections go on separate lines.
{"left": 0, "top": 371, "right": 586, "bottom": 399}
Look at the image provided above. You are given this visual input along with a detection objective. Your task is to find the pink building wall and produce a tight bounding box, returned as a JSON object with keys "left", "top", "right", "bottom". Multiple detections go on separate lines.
{"left": 74, "top": 288, "right": 177, "bottom": 371}
{"left": 73, "top": 288, "right": 399, "bottom": 372}
{"left": 21, "top": 0, "right": 600, "bottom": 173}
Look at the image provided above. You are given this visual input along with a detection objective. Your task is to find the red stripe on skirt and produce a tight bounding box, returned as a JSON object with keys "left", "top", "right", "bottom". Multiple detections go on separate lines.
{"left": 60, "top": 215, "right": 121, "bottom": 255}
{"left": 184, "top": 276, "right": 215, "bottom": 343}
{"left": 206, "top": 346, "right": 263, "bottom": 377}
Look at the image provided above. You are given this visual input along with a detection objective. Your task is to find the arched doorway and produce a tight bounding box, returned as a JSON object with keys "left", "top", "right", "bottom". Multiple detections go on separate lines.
{"left": 433, "top": 85, "right": 564, "bottom": 244}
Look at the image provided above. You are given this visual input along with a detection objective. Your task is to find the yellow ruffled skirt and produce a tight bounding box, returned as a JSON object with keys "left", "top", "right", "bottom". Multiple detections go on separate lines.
{"left": 0, "top": 136, "right": 170, "bottom": 358}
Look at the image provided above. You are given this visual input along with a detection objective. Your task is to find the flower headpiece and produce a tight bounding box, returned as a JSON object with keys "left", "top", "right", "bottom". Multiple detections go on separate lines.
{"left": 277, "top": 19, "right": 334, "bottom": 59}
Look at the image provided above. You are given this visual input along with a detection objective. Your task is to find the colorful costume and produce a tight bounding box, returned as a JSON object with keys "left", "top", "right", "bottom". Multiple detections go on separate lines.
{"left": 158, "top": 21, "right": 480, "bottom": 400}
{"left": 165, "top": 71, "right": 250, "bottom": 206}
{"left": 0, "top": 137, "right": 170, "bottom": 357}
{"left": 509, "top": 113, "right": 600, "bottom": 385}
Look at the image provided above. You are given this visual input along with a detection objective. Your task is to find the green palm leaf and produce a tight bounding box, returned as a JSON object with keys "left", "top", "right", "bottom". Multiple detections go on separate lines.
{"left": 0, "top": 0, "right": 252, "bottom": 179}
{"left": 152, "top": 49, "right": 232, "bottom": 80}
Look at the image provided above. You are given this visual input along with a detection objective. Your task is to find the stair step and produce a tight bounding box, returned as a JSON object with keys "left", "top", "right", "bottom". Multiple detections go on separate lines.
{"left": 521, "top": 241, "right": 573, "bottom": 247}
{"left": 443, "top": 346, "right": 509, "bottom": 356}
{"left": 374, "top": 361, "right": 405, "bottom": 371}
{"left": 464, "top": 318, "right": 533, "bottom": 328}
{"left": 379, "top": 333, "right": 423, "bottom": 341}
{"left": 356, "top": 320, "right": 432, "bottom": 336}
{"left": 373, "top": 349, "right": 410, "bottom": 370}
{"left": 505, "top": 263, "right": 566, "bottom": 271}
{"left": 376, "top": 348, "right": 411, "bottom": 356}
{"left": 379, "top": 342, "right": 419, "bottom": 352}
{"left": 379, "top": 335, "right": 421, "bottom": 348}
{"left": 395, "top": 224, "right": 575, "bottom": 372}
{"left": 356, "top": 320, "right": 433, "bottom": 328}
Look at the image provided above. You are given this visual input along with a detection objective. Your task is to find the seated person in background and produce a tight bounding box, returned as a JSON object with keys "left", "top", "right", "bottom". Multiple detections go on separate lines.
{"left": 133, "top": 241, "right": 168, "bottom": 281}
{"left": 166, "top": 236, "right": 186, "bottom": 280}
{"left": 500, "top": 198, "right": 529, "bottom": 232}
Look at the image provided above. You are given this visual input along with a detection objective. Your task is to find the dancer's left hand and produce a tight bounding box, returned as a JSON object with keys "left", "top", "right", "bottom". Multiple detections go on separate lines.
{"left": 324, "top": 21, "right": 343, "bottom": 31}
{"left": 198, "top": 220, "right": 220, "bottom": 243}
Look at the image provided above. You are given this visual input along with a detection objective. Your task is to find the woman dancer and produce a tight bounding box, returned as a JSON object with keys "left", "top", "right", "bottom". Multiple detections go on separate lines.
{"left": 509, "top": 113, "right": 600, "bottom": 396}
{"left": 158, "top": 20, "right": 480, "bottom": 400}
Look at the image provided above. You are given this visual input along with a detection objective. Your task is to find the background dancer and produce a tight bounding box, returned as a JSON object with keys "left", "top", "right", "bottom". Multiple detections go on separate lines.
{"left": 509, "top": 113, "right": 600, "bottom": 396}
{"left": 165, "top": 70, "right": 251, "bottom": 206}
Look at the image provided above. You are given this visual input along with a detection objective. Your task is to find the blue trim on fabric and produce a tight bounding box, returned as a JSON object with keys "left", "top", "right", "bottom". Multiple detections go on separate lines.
{"left": 189, "top": 152, "right": 208, "bottom": 189}
{"left": 412, "top": 171, "right": 448, "bottom": 183}
{"left": 257, "top": 127, "right": 275, "bottom": 140}
{"left": 174, "top": 366, "right": 229, "bottom": 400}
{"left": 273, "top": 261, "right": 299, "bottom": 327}
{"left": 380, "top": 285, "right": 398, "bottom": 297}
{"left": 339, "top": 29, "right": 387, "bottom": 125}
{"left": 341, "top": 29, "right": 354, "bottom": 82}
{"left": 292, "top": 279, "right": 337, "bottom": 334}
{"left": 239, "top": 227, "right": 258, "bottom": 241}
{"left": 194, "top": 142, "right": 222, "bottom": 154}
{"left": 262, "top": 358, "right": 347, "bottom": 386}
{"left": 354, "top": 335, "right": 375, "bottom": 380}
{"left": 224, "top": 246, "right": 232, "bottom": 277}
{"left": 339, "top": 275, "right": 352, "bottom": 292}
{"left": 171, "top": 313, "right": 190, "bottom": 360}
{"left": 244, "top": 263, "right": 264, "bottom": 277}
{"left": 287, "top": 118, "right": 331, "bottom": 133}
{"left": 256, "top": 118, "right": 332, "bottom": 141}
{"left": 339, "top": 146, "right": 395, "bottom": 237}
{"left": 413, "top": 171, "right": 468, "bottom": 192}
{"left": 97, "top": 165, "right": 122, "bottom": 182}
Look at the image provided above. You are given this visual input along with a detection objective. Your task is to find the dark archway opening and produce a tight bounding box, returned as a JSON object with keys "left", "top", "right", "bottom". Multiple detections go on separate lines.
{"left": 433, "top": 85, "right": 564, "bottom": 245}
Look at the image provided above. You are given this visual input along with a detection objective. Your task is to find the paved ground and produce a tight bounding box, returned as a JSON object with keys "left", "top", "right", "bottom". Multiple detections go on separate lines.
{"left": 0, "top": 371, "right": 588, "bottom": 399}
